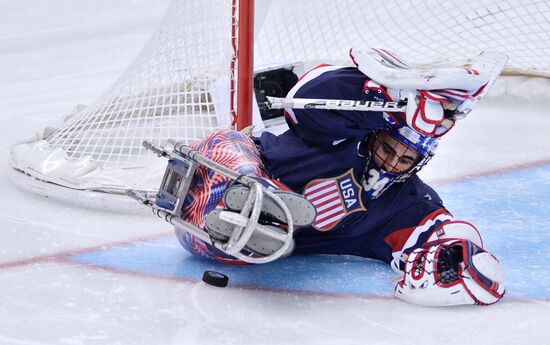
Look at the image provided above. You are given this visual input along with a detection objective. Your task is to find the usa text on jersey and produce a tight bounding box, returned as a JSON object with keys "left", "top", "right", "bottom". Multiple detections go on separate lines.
{"left": 303, "top": 169, "right": 366, "bottom": 231}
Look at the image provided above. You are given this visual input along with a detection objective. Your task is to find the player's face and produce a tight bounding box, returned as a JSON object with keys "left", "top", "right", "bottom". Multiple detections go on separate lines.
{"left": 372, "top": 132, "right": 420, "bottom": 174}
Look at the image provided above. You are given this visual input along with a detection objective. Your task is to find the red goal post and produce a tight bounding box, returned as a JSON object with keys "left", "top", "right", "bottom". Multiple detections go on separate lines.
{"left": 235, "top": 0, "right": 254, "bottom": 130}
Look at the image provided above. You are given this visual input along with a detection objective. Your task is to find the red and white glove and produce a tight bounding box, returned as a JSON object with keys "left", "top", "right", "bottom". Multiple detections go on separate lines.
{"left": 394, "top": 238, "right": 505, "bottom": 306}
{"left": 403, "top": 90, "right": 456, "bottom": 137}
{"left": 351, "top": 48, "right": 508, "bottom": 138}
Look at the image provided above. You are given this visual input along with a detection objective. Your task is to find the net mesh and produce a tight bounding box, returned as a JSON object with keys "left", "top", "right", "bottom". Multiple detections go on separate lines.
{"left": 10, "top": 0, "right": 550, "bottom": 198}
{"left": 44, "top": 0, "right": 234, "bottom": 165}
{"left": 256, "top": 0, "right": 550, "bottom": 76}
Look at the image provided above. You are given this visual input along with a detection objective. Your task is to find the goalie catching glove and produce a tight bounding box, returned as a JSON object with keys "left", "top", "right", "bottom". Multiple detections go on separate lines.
{"left": 395, "top": 238, "right": 505, "bottom": 306}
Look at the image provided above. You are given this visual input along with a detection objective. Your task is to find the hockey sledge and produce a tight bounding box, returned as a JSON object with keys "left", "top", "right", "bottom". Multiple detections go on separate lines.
{"left": 127, "top": 139, "right": 315, "bottom": 264}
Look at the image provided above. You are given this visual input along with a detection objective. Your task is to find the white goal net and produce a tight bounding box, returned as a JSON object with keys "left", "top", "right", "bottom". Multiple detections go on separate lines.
{"left": 9, "top": 0, "right": 550, "bottom": 210}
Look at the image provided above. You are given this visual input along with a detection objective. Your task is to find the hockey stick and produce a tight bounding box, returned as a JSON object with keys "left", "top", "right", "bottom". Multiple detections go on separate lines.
{"left": 266, "top": 96, "right": 407, "bottom": 112}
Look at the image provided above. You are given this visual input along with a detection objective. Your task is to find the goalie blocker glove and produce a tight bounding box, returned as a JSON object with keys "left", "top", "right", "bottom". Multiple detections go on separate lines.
{"left": 394, "top": 238, "right": 505, "bottom": 306}
{"left": 350, "top": 48, "right": 508, "bottom": 137}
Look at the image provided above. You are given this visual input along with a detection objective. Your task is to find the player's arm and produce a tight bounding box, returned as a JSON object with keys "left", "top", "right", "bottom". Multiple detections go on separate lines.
{"left": 282, "top": 49, "right": 507, "bottom": 142}
{"left": 283, "top": 65, "right": 392, "bottom": 146}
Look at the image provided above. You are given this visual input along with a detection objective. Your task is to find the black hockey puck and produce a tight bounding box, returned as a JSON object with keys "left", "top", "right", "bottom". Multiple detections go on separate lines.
{"left": 202, "top": 270, "right": 229, "bottom": 287}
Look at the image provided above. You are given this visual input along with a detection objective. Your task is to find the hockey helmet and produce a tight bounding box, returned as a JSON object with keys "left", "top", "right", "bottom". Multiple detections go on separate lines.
{"left": 362, "top": 125, "right": 438, "bottom": 199}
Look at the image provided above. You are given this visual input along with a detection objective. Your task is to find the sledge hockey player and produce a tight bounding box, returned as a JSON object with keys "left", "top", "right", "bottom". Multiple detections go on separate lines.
{"left": 160, "top": 49, "right": 508, "bottom": 306}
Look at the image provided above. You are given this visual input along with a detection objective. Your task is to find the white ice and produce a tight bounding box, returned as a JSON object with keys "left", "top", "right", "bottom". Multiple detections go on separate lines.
{"left": 1, "top": 1, "right": 550, "bottom": 344}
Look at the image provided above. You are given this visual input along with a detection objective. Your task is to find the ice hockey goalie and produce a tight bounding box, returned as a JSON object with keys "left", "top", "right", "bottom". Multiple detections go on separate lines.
{"left": 152, "top": 48, "right": 508, "bottom": 306}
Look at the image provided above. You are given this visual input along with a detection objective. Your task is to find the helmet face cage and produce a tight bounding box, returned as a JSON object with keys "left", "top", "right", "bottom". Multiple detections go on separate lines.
{"left": 362, "top": 127, "right": 437, "bottom": 199}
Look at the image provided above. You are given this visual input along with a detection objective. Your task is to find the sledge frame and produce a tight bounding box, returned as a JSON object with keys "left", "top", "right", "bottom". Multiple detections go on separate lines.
{"left": 127, "top": 139, "right": 296, "bottom": 264}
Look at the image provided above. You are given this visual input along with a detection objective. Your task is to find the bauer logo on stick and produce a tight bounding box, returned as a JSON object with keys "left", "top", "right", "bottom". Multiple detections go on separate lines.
{"left": 304, "top": 99, "right": 402, "bottom": 110}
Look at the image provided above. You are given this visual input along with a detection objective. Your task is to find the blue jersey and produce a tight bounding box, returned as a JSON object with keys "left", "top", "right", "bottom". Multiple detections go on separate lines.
{"left": 256, "top": 65, "right": 453, "bottom": 266}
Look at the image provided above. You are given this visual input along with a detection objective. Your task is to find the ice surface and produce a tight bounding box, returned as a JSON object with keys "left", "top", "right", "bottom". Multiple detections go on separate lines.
{"left": 1, "top": 1, "right": 550, "bottom": 344}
